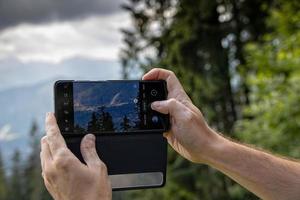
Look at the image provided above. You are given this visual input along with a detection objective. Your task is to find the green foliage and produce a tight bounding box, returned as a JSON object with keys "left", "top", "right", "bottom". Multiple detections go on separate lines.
{"left": 0, "top": 151, "right": 7, "bottom": 200}
{"left": 8, "top": 150, "right": 24, "bottom": 200}
{"left": 235, "top": 0, "right": 300, "bottom": 158}
{"left": 121, "top": 0, "right": 299, "bottom": 199}
{"left": 0, "top": 122, "right": 52, "bottom": 200}
{"left": 23, "top": 122, "right": 52, "bottom": 200}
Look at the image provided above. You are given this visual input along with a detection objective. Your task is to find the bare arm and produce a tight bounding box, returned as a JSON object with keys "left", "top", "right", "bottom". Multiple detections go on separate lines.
{"left": 144, "top": 68, "right": 300, "bottom": 200}
{"left": 206, "top": 133, "right": 300, "bottom": 200}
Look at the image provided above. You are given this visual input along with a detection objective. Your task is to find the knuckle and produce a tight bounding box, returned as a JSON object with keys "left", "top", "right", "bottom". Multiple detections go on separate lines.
{"left": 54, "top": 157, "right": 70, "bottom": 170}
{"left": 185, "top": 111, "right": 194, "bottom": 121}
{"left": 183, "top": 111, "right": 194, "bottom": 122}
{"left": 97, "top": 161, "right": 108, "bottom": 173}
{"left": 168, "top": 70, "right": 175, "bottom": 76}
{"left": 56, "top": 148, "right": 69, "bottom": 158}
{"left": 54, "top": 149, "right": 72, "bottom": 170}
{"left": 100, "top": 162, "right": 108, "bottom": 171}
{"left": 44, "top": 168, "right": 56, "bottom": 181}
{"left": 168, "top": 98, "right": 177, "bottom": 106}
{"left": 47, "top": 127, "right": 58, "bottom": 135}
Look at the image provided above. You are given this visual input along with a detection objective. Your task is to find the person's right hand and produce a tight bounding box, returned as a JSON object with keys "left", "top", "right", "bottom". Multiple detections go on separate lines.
{"left": 143, "top": 68, "right": 224, "bottom": 164}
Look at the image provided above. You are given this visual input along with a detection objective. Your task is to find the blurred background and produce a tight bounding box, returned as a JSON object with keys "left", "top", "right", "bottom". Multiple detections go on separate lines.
{"left": 0, "top": 0, "right": 299, "bottom": 199}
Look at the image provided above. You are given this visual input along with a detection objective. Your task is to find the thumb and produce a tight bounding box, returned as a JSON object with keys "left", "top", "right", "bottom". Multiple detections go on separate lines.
{"left": 151, "top": 98, "right": 186, "bottom": 116}
{"left": 80, "top": 134, "right": 104, "bottom": 169}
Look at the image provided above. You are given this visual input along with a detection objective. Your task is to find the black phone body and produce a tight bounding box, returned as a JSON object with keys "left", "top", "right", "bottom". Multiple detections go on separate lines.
{"left": 54, "top": 80, "right": 169, "bottom": 135}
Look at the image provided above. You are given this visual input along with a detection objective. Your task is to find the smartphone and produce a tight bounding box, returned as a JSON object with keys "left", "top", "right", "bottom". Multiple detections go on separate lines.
{"left": 54, "top": 80, "right": 170, "bottom": 135}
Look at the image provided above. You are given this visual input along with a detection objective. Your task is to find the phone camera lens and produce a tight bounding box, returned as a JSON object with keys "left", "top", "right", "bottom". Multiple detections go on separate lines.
{"left": 152, "top": 115, "right": 159, "bottom": 123}
{"left": 151, "top": 89, "right": 158, "bottom": 96}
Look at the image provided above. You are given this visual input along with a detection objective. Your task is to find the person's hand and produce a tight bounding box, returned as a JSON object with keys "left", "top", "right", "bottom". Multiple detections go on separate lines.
{"left": 143, "top": 68, "right": 225, "bottom": 164}
{"left": 40, "top": 112, "right": 112, "bottom": 200}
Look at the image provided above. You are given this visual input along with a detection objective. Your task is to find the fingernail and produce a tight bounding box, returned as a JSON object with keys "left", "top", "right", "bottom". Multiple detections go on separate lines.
{"left": 151, "top": 101, "right": 160, "bottom": 109}
{"left": 86, "top": 134, "right": 95, "bottom": 142}
{"left": 41, "top": 136, "right": 48, "bottom": 144}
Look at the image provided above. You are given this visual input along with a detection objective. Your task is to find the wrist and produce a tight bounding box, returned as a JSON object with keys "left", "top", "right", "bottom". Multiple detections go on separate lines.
{"left": 196, "top": 128, "right": 231, "bottom": 165}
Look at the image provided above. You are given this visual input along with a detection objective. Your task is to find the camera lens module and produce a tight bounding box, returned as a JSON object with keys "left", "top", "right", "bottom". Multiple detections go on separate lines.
{"left": 151, "top": 115, "right": 159, "bottom": 123}
{"left": 151, "top": 89, "right": 158, "bottom": 96}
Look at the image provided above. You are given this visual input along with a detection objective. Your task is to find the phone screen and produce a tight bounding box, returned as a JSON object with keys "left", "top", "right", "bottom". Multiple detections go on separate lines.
{"left": 55, "top": 80, "right": 169, "bottom": 134}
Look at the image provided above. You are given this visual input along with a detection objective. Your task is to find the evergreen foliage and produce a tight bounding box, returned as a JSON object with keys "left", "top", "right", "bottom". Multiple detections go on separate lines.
{"left": 120, "top": 0, "right": 299, "bottom": 199}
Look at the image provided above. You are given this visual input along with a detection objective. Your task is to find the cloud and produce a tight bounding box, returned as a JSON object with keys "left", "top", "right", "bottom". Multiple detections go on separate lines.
{"left": 0, "top": 12, "right": 130, "bottom": 63}
{"left": 0, "top": 124, "right": 19, "bottom": 141}
{"left": 0, "top": 0, "right": 125, "bottom": 30}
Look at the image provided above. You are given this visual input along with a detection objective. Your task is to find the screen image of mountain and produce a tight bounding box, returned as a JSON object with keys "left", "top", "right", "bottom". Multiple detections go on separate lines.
{"left": 73, "top": 81, "right": 142, "bottom": 133}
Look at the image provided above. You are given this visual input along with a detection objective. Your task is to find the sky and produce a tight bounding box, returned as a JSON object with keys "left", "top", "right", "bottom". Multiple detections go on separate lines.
{"left": 0, "top": 0, "right": 134, "bottom": 146}
{"left": 0, "top": 0, "right": 131, "bottom": 91}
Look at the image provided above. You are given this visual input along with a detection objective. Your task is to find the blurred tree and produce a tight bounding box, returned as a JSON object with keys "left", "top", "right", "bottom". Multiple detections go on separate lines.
{"left": 121, "top": 0, "right": 274, "bottom": 199}
{"left": 120, "top": 0, "right": 273, "bottom": 131}
{"left": 23, "top": 121, "right": 52, "bottom": 200}
{"left": 232, "top": 0, "right": 300, "bottom": 197}
{"left": 8, "top": 150, "right": 24, "bottom": 200}
{"left": 235, "top": 0, "right": 300, "bottom": 158}
{"left": 0, "top": 150, "right": 7, "bottom": 199}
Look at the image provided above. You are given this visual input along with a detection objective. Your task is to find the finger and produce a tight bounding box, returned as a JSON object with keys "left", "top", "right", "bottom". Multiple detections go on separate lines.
{"left": 45, "top": 112, "right": 67, "bottom": 157}
{"left": 142, "top": 68, "right": 184, "bottom": 92}
{"left": 151, "top": 98, "right": 186, "bottom": 116}
{"left": 40, "top": 136, "right": 53, "bottom": 171}
{"left": 80, "top": 134, "right": 105, "bottom": 169}
{"left": 142, "top": 68, "right": 173, "bottom": 81}
{"left": 43, "top": 178, "right": 56, "bottom": 199}
{"left": 163, "top": 132, "right": 170, "bottom": 138}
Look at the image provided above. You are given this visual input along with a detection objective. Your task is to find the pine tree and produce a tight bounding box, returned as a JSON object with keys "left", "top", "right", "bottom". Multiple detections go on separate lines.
{"left": 0, "top": 150, "right": 7, "bottom": 200}
{"left": 97, "top": 106, "right": 106, "bottom": 132}
{"left": 103, "top": 112, "right": 115, "bottom": 132}
{"left": 120, "top": 115, "right": 131, "bottom": 131}
{"left": 23, "top": 121, "right": 52, "bottom": 200}
{"left": 8, "top": 150, "right": 24, "bottom": 200}
{"left": 87, "top": 112, "right": 99, "bottom": 133}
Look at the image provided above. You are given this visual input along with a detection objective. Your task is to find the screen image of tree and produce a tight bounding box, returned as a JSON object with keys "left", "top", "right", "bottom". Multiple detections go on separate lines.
{"left": 73, "top": 82, "right": 141, "bottom": 133}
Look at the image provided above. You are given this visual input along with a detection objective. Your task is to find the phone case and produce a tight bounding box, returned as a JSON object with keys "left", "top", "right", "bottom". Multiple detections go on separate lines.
{"left": 54, "top": 80, "right": 169, "bottom": 190}
{"left": 64, "top": 133, "right": 167, "bottom": 191}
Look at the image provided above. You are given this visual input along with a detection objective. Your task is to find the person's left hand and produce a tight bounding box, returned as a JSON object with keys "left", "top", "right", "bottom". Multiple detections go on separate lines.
{"left": 40, "top": 112, "right": 112, "bottom": 200}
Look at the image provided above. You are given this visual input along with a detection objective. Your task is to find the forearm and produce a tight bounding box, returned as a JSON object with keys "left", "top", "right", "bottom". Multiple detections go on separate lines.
{"left": 204, "top": 131, "right": 300, "bottom": 200}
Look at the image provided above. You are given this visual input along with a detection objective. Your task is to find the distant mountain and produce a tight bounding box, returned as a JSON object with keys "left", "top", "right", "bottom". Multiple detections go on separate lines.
{"left": 0, "top": 79, "right": 55, "bottom": 167}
